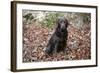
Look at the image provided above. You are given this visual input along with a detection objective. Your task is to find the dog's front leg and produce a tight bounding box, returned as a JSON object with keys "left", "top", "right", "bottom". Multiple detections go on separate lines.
{"left": 53, "top": 43, "right": 59, "bottom": 56}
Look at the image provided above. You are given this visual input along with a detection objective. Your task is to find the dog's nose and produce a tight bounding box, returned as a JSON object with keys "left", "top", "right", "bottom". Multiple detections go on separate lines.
{"left": 61, "top": 25, "right": 66, "bottom": 32}
{"left": 61, "top": 28, "right": 66, "bottom": 32}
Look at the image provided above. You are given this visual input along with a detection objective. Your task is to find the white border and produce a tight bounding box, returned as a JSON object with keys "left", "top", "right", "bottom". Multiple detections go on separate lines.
{"left": 17, "top": 3, "right": 96, "bottom": 69}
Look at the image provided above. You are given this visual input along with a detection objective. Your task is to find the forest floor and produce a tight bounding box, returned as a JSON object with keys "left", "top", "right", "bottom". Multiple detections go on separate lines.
{"left": 23, "top": 22, "right": 91, "bottom": 62}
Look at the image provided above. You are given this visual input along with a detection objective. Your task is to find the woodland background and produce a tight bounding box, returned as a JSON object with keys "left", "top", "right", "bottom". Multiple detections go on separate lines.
{"left": 22, "top": 10, "right": 91, "bottom": 62}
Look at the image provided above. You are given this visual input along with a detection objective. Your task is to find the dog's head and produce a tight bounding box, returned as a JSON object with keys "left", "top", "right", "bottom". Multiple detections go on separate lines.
{"left": 57, "top": 17, "right": 69, "bottom": 32}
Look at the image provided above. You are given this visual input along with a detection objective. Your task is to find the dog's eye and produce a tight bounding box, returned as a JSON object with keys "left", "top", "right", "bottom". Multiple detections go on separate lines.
{"left": 63, "top": 21, "right": 66, "bottom": 24}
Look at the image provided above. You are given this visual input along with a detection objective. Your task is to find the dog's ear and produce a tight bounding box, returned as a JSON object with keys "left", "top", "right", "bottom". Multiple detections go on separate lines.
{"left": 56, "top": 17, "right": 61, "bottom": 29}
{"left": 65, "top": 18, "right": 70, "bottom": 28}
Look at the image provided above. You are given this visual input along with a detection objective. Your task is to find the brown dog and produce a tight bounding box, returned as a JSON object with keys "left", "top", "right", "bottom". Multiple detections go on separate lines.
{"left": 45, "top": 17, "right": 69, "bottom": 55}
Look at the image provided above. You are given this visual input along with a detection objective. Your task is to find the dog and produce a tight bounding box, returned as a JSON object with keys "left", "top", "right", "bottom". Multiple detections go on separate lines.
{"left": 45, "top": 17, "right": 69, "bottom": 55}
